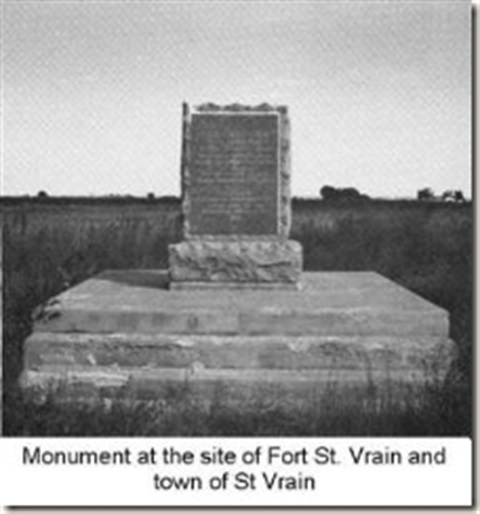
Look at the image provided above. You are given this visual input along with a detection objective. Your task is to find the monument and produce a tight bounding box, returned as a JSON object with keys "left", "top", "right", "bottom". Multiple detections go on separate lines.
{"left": 20, "top": 103, "right": 456, "bottom": 408}
{"left": 169, "top": 103, "right": 302, "bottom": 288}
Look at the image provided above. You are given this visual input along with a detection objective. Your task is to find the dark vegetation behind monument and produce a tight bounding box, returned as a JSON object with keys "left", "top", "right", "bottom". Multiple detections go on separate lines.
{"left": 2, "top": 196, "right": 471, "bottom": 436}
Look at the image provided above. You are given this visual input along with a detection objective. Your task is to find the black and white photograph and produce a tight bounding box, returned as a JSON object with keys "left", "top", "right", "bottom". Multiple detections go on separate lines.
{"left": 1, "top": 0, "right": 472, "bottom": 452}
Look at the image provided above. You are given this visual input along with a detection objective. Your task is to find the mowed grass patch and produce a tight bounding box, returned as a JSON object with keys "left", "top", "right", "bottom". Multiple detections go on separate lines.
{"left": 2, "top": 197, "right": 472, "bottom": 435}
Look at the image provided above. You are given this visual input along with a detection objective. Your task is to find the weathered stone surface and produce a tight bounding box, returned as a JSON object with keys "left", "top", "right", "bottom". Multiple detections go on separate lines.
{"left": 22, "top": 326, "right": 456, "bottom": 404}
{"left": 168, "top": 240, "right": 302, "bottom": 284}
{"left": 21, "top": 331, "right": 456, "bottom": 404}
{"left": 31, "top": 271, "right": 450, "bottom": 337}
{"left": 24, "top": 332, "right": 454, "bottom": 374}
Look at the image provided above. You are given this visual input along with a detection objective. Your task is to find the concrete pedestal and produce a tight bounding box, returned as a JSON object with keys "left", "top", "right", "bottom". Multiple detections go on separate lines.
{"left": 21, "top": 271, "right": 456, "bottom": 403}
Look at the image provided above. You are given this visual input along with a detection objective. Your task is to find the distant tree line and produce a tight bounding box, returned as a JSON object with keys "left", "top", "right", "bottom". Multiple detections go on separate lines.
{"left": 319, "top": 185, "right": 467, "bottom": 203}
{"left": 417, "top": 188, "right": 466, "bottom": 203}
{"left": 0, "top": 191, "right": 180, "bottom": 206}
{"left": 320, "top": 185, "right": 370, "bottom": 201}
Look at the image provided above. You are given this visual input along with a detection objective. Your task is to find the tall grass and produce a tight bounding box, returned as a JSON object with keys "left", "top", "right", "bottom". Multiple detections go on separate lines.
{"left": 2, "top": 200, "right": 182, "bottom": 395}
{"left": 293, "top": 199, "right": 472, "bottom": 361}
{"left": 4, "top": 379, "right": 460, "bottom": 436}
{"left": 1, "top": 198, "right": 472, "bottom": 435}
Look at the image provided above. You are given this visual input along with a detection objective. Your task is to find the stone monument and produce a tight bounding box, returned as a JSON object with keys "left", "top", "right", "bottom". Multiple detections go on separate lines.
{"left": 20, "top": 103, "right": 457, "bottom": 410}
{"left": 169, "top": 103, "right": 302, "bottom": 288}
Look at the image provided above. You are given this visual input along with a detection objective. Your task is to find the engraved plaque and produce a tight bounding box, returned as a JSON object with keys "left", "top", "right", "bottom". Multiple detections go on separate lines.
{"left": 187, "top": 113, "right": 280, "bottom": 236}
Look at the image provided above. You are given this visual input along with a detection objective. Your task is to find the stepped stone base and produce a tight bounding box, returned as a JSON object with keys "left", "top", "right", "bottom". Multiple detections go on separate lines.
{"left": 21, "top": 270, "right": 456, "bottom": 404}
{"left": 22, "top": 362, "right": 451, "bottom": 406}
{"left": 168, "top": 239, "right": 302, "bottom": 285}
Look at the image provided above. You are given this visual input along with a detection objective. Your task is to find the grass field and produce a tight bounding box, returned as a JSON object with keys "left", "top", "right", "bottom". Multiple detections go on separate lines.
{"left": 1, "top": 197, "right": 472, "bottom": 435}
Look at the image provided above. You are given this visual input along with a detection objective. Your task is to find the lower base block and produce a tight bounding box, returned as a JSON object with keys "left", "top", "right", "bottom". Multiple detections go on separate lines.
{"left": 21, "top": 332, "right": 456, "bottom": 403}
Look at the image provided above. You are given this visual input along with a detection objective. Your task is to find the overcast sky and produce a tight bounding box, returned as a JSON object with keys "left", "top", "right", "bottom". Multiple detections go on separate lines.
{"left": 2, "top": 1, "right": 471, "bottom": 198}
